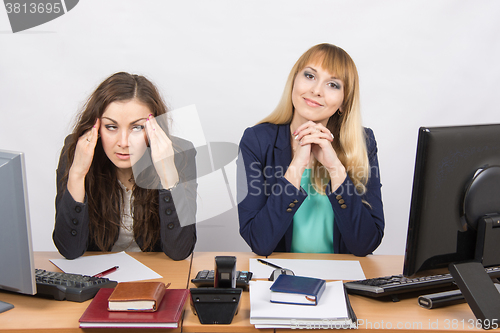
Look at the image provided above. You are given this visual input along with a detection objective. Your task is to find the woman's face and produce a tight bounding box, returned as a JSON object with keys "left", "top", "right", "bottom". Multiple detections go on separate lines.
{"left": 291, "top": 64, "right": 344, "bottom": 126}
{"left": 100, "top": 99, "right": 151, "bottom": 170}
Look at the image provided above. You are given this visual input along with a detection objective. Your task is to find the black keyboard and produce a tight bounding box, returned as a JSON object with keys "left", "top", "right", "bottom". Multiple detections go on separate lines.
{"left": 344, "top": 266, "right": 500, "bottom": 298}
{"left": 191, "top": 270, "right": 253, "bottom": 289}
{"left": 35, "top": 269, "right": 117, "bottom": 302}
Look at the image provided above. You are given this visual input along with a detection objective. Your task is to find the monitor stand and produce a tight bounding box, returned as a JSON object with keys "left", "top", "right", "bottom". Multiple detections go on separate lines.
{"left": 448, "top": 217, "right": 500, "bottom": 326}
{"left": 0, "top": 300, "right": 14, "bottom": 313}
{"left": 449, "top": 262, "right": 500, "bottom": 326}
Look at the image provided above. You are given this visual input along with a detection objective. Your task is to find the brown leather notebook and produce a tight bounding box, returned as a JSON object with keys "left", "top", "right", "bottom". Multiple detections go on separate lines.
{"left": 108, "top": 282, "right": 167, "bottom": 312}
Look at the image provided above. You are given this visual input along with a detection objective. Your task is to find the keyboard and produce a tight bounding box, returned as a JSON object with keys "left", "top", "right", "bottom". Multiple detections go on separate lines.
{"left": 344, "top": 266, "right": 500, "bottom": 298}
{"left": 191, "top": 270, "right": 253, "bottom": 289}
{"left": 35, "top": 269, "right": 117, "bottom": 302}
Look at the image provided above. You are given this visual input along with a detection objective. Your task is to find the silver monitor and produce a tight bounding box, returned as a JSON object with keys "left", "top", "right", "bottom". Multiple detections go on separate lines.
{"left": 0, "top": 150, "right": 36, "bottom": 313}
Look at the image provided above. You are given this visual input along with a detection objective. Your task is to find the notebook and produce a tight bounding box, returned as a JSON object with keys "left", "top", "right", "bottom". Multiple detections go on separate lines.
{"left": 108, "top": 281, "right": 167, "bottom": 312}
{"left": 79, "top": 287, "right": 188, "bottom": 328}
{"left": 250, "top": 280, "right": 357, "bottom": 329}
{"left": 270, "top": 275, "right": 326, "bottom": 306}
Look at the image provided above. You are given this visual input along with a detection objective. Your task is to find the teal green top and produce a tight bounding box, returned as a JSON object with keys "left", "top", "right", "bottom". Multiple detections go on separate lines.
{"left": 291, "top": 169, "right": 334, "bottom": 253}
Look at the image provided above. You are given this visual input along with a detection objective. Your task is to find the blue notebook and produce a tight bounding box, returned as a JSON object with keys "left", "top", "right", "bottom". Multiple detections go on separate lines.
{"left": 269, "top": 275, "right": 326, "bottom": 306}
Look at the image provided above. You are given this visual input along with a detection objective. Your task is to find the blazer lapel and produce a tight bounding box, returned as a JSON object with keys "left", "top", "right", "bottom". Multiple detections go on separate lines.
{"left": 274, "top": 124, "right": 292, "bottom": 171}
{"left": 274, "top": 123, "right": 294, "bottom": 251}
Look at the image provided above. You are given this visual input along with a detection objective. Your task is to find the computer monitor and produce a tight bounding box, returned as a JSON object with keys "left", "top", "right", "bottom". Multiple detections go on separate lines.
{"left": 403, "top": 123, "right": 500, "bottom": 278}
{"left": 0, "top": 150, "right": 36, "bottom": 312}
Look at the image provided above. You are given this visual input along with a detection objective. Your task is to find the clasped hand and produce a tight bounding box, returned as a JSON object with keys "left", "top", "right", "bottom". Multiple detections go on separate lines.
{"left": 291, "top": 121, "right": 346, "bottom": 190}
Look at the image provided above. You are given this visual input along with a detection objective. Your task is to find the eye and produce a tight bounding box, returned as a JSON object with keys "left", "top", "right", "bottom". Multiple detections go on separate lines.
{"left": 328, "top": 81, "right": 341, "bottom": 89}
{"left": 104, "top": 125, "right": 117, "bottom": 131}
{"left": 304, "top": 71, "right": 315, "bottom": 80}
{"left": 132, "top": 125, "right": 145, "bottom": 132}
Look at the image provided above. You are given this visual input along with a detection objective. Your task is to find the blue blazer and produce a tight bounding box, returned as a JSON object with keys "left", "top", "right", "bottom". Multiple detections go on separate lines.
{"left": 237, "top": 123, "right": 384, "bottom": 256}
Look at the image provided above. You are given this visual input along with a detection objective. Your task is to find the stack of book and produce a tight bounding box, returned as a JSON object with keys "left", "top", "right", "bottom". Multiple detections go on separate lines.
{"left": 79, "top": 282, "right": 188, "bottom": 328}
{"left": 250, "top": 279, "right": 357, "bottom": 329}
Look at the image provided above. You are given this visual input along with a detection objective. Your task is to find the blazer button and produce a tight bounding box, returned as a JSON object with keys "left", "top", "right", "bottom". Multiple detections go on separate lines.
{"left": 75, "top": 206, "right": 82, "bottom": 213}
{"left": 71, "top": 229, "right": 77, "bottom": 236}
{"left": 293, "top": 199, "right": 298, "bottom": 203}
{"left": 165, "top": 209, "right": 173, "bottom": 215}
{"left": 72, "top": 219, "right": 78, "bottom": 225}
{"left": 286, "top": 208, "right": 292, "bottom": 212}
{"left": 167, "top": 222, "right": 175, "bottom": 230}
{"left": 338, "top": 199, "right": 345, "bottom": 204}
{"left": 336, "top": 195, "right": 342, "bottom": 200}
{"left": 289, "top": 203, "right": 295, "bottom": 208}
{"left": 164, "top": 196, "right": 171, "bottom": 203}
{"left": 341, "top": 204, "right": 347, "bottom": 209}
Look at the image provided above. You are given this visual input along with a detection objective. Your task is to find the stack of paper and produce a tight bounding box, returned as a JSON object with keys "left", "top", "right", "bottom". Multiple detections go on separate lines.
{"left": 250, "top": 280, "right": 357, "bottom": 329}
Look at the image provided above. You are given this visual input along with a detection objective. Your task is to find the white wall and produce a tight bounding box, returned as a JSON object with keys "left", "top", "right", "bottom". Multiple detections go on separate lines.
{"left": 1, "top": 0, "right": 500, "bottom": 256}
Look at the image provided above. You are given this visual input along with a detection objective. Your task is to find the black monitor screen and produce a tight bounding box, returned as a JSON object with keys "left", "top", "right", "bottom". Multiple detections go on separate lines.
{"left": 403, "top": 124, "right": 500, "bottom": 277}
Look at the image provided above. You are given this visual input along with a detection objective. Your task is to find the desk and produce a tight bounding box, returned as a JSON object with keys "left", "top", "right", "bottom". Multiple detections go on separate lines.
{"left": 184, "top": 252, "right": 483, "bottom": 333}
{"left": 0, "top": 251, "right": 191, "bottom": 333}
{"left": 0, "top": 252, "right": 485, "bottom": 332}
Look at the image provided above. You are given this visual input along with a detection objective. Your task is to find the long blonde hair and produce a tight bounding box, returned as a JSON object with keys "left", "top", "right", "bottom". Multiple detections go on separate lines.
{"left": 259, "top": 43, "right": 370, "bottom": 195}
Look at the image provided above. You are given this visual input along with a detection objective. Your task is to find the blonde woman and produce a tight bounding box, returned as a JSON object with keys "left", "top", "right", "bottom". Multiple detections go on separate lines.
{"left": 237, "top": 44, "right": 384, "bottom": 256}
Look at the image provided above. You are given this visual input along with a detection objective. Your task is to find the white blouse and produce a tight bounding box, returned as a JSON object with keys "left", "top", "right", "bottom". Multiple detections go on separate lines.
{"left": 111, "top": 181, "right": 141, "bottom": 252}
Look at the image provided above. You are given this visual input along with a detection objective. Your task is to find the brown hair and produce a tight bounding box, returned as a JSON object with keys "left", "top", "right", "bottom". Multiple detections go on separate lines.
{"left": 60, "top": 72, "right": 170, "bottom": 251}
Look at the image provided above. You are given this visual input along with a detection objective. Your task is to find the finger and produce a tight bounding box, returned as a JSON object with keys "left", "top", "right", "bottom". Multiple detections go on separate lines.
{"left": 82, "top": 119, "right": 98, "bottom": 145}
{"left": 312, "top": 131, "right": 334, "bottom": 142}
{"left": 300, "top": 136, "right": 332, "bottom": 147}
{"left": 95, "top": 118, "right": 100, "bottom": 134}
{"left": 147, "top": 114, "right": 157, "bottom": 131}
{"left": 145, "top": 117, "right": 156, "bottom": 147}
{"left": 145, "top": 117, "right": 167, "bottom": 160}
{"left": 312, "top": 123, "right": 332, "bottom": 135}
{"left": 150, "top": 115, "right": 171, "bottom": 142}
{"left": 148, "top": 115, "right": 174, "bottom": 153}
{"left": 147, "top": 114, "right": 166, "bottom": 146}
{"left": 80, "top": 128, "right": 93, "bottom": 145}
{"left": 307, "top": 123, "right": 334, "bottom": 142}
{"left": 293, "top": 122, "right": 314, "bottom": 140}
{"left": 295, "top": 122, "right": 328, "bottom": 141}
{"left": 295, "top": 127, "right": 316, "bottom": 141}
{"left": 296, "top": 129, "right": 332, "bottom": 143}
{"left": 143, "top": 127, "right": 150, "bottom": 147}
{"left": 316, "top": 127, "right": 334, "bottom": 141}
{"left": 293, "top": 121, "right": 316, "bottom": 136}
{"left": 90, "top": 118, "right": 100, "bottom": 145}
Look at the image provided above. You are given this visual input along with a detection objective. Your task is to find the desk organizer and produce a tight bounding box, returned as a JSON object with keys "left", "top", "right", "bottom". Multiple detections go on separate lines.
{"left": 190, "top": 288, "right": 242, "bottom": 324}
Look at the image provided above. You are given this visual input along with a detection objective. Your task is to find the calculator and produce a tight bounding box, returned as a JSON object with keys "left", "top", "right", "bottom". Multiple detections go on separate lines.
{"left": 191, "top": 270, "right": 253, "bottom": 289}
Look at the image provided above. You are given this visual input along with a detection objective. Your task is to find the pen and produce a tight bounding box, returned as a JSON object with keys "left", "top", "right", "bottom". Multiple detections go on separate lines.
{"left": 257, "top": 259, "right": 282, "bottom": 270}
{"left": 93, "top": 266, "right": 119, "bottom": 278}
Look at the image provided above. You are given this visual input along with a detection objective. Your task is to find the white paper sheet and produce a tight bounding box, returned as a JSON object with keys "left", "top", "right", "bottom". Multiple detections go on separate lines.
{"left": 250, "top": 280, "right": 351, "bottom": 326}
{"left": 249, "top": 258, "right": 365, "bottom": 280}
{"left": 49, "top": 251, "right": 162, "bottom": 282}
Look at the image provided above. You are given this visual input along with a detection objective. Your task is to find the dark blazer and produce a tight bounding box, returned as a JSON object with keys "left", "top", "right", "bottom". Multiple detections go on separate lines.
{"left": 53, "top": 136, "right": 197, "bottom": 260}
{"left": 237, "top": 123, "right": 384, "bottom": 256}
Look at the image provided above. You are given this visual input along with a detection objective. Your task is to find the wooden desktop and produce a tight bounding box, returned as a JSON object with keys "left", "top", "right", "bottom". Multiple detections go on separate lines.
{"left": 0, "top": 252, "right": 191, "bottom": 333}
{"left": 0, "top": 252, "right": 485, "bottom": 332}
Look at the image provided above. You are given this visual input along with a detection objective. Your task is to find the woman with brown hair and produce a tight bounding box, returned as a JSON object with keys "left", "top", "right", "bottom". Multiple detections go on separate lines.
{"left": 238, "top": 44, "right": 384, "bottom": 256}
{"left": 53, "top": 72, "right": 196, "bottom": 260}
